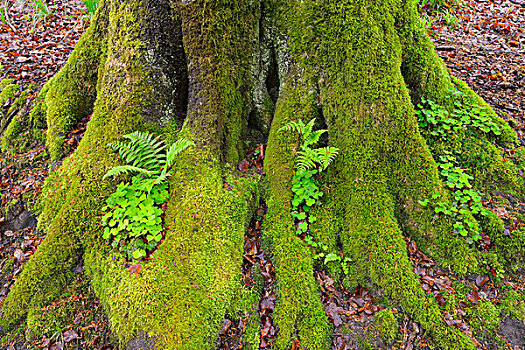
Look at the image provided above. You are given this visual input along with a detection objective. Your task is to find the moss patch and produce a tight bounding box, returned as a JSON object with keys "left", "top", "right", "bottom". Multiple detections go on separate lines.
{"left": 44, "top": 0, "right": 109, "bottom": 160}
{"left": 374, "top": 309, "right": 398, "bottom": 344}
{"left": 264, "top": 72, "right": 332, "bottom": 350}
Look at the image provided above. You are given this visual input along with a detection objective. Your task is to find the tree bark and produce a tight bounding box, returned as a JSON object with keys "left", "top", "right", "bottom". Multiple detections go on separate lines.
{"left": 1, "top": 0, "right": 523, "bottom": 349}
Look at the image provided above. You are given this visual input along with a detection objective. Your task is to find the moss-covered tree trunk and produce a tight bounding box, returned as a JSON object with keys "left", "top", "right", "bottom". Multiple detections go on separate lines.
{"left": 2, "top": 0, "right": 524, "bottom": 349}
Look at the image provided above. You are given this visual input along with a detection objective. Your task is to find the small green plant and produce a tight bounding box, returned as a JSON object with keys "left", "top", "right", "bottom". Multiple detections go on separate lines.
{"left": 279, "top": 118, "right": 338, "bottom": 234}
{"left": 418, "top": 0, "right": 462, "bottom": 29}
{"left": 81, "top": 0, "right": 98, "bottom": 18}
{"left": 103, "top": 131, "right": 194, "bottom": 191}
{"left": 102, "top": 131, "right": 194, "bottom": 260}
{"left": 416, "top": 96, "right": 502, "bottom": 140}
{"left": 0, "top": 6, "right": 6, "bottom": 25}
{"left": 102, "top": 176, "right": 168, "bottom": 259}
{"left": 305, "top": 234, "right": 353, "bottom": 274}
{"left": 279, "top": 118, "right": 339, "bottom": 171}
{"left": 279, "top": 119, "right": 349, "bottom": 272}
{"left": 31, "top": 0, "right": 49, "bottom": 15}
{"left": 29, "top": 0, "right": 51, "bottom": 29}
{"left": 415, "top": 93, "right": 498, "bottom": 243}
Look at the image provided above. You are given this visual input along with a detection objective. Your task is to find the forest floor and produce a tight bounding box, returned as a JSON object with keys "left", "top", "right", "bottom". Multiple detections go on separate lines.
{"left": 0, "top": 0, "right": 525, "bottom": 349}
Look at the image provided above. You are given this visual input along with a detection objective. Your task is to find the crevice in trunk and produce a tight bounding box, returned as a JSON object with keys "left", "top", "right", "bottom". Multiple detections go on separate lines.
{"left": 265, "top": 48, "right": 280, "bottom": 106}
{"left": 317, "top": 106, "right": 329, "bottom": 148}
{"left": 216, "top": 199, "right": 277, "bottom": 350}
{"left": 245, "top": 3, "right": 280, "bottom": 147}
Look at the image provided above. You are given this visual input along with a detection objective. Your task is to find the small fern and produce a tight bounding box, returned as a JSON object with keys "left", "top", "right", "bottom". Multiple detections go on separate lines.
{"left": 103, "top": 165, "right": 155, "bottom": 178}
{"left": 103, "top": 131, "right": 194, "bottom": 190}
{"left": 279, "top": 118, "right": 326, "bottom": 151}
{"left": 279, "top": 118, "right": 342, "bottom": 272}
{"left": 297, "top": 148, "right": 318, "bottom": 170}
{"left": 315, "top": 147, "right": 339, "bottom": 170}
{"left": 279, "top": 118, "right": 339, "bottom": 170}
{"left": 101, "top": 131, "right": 194, "bottom": 260}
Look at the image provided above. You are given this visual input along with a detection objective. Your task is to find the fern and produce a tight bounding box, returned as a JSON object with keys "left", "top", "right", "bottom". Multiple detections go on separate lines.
{"left": 316, "top": 147, "right": 339, "bottom": 170}
{"left": 102, "top": 165, "right": 155, "bottom": 180}
{"left": 278, "top": 119, "right": 306, "bottom": 134}
{"left": 111, "top": 131, "right": 167, "bottom": 173}
{"left": 279, "top": 118, "right": 338, "bottom": 170}
{"left": 279, "top": 119, "right": 340, "bottom": 272}
{"left": 297, "top": 148, "right": 319, "bottom": 170}
{"left": 104, "top": 131, "right": 194, "bottom": 187}
{"left": 166, "top": 138, "right": 195, "bottom": 170}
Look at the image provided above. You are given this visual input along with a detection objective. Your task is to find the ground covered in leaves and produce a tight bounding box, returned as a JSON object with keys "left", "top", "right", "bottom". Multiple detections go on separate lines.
{"left": 1, "top": 0, "right": 525, "bottom": 349}
{"left": 0, "top": 1, "right": 113, "bottom": 349}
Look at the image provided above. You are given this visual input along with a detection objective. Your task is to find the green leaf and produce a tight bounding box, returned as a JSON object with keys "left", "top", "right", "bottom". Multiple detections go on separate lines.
{"left": 418, "top": 199, "right": 429, "bottom": 207}
{"left": 132, "top": 250, "right": 143, "bottom": 259}
{"left": 298, "top": 222, "right": 308, "bottom": 231}
{"left": 324, "top": 253, "right": 340, "bottom": 264}
{"left": 103, "top": 228, "right": 111, "bottom": 240}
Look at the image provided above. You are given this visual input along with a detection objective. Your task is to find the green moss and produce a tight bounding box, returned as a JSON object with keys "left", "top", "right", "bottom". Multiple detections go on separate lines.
{"left": 458, "top": 134, "right": 524, "bottom": 196}
{"left": 0, "top": 90, "right": 31, "bottom": 153}
{"left": 0, "top": 322, "right": 27, "bottom": 349}
{"left": 396, "top": 0, "right": 454, "bottom": 105}
{"left": 1, "top": 258, "right": 15, "bottom": 274}
{"left": 25, "top": 274, "right": 114, "bottom": 347}
{"left": 4, "top": 1, "right": 521, "bottom": 349}
{"left": 228, "top": 267, "right": 263, "bottom": 350}
{"left": 374, "top": 309, "right": 398, "bottom": 344}
{"left": 29, "top": 86, "right": 49, "bottom": 130}
{"left": 45, "top": 0, "right": 109, "bottom": 160}
{"left": 1, "top": 116, "right": 22, "bottom": 152}
{"left": 0, "top": 78, "right": 14, "bottom": 91}
{"left": 467, "top": 300, "right": 500, "bottom": 337}
{"left": 478, "top": 209, "right": 504, "bottom": 237}
{"left": 275, "top": 1, "right": 479, "bottom": 349}
{"left": 264, "top": 73, "right": 332, "bottom": 350}
{"left": 0, "top": 83, "right": 20, "bottom": 130}
{"left": 179, "top": 1, "right": 260, "bottom": 165}
{"left": 242, "top": 310, "right": 261, "bottom": 350}
{"left": 355, "top": 335, "right": 374, "bottom": 350}
{"left": 5, "top": 2, "right": 264, "bottom": 348}
{"left": 492, "top": 227, "right": 525, "bottom": 272}
{"left": 500, "top": 289, "right": 525, "bottom": 320}
{"left": 0, "top": 82, "right": 17, "bottom": 103}
{"left": 85, "top": 149, "right": 258, "bottom": 348}
{"left": 453, "top": 77, "right": 517, "bottom": 145}
{"left": 2, "top": 0, "right": 162, "bottom": 330}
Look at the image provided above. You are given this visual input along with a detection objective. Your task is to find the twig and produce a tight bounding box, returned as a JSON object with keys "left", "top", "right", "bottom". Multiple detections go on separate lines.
{"left": 3, "top": 0, "right": 17, "bottom": 32}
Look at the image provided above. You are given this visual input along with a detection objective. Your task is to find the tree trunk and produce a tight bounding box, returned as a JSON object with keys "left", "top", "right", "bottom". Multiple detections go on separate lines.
{"left": 1, "top": 0, "right": 523, "bottom": 349}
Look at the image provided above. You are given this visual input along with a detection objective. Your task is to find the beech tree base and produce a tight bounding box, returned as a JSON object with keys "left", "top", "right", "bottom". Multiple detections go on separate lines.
{"left": 1, "top": 0, "right": 525, "bottom": 349}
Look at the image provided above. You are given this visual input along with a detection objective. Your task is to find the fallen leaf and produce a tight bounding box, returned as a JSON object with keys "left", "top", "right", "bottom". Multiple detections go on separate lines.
{"left": 14, "top": 248, "right": 25, "bottom": 261}
{"left": 63, "top": 329, "right": 78, "bottom": 342}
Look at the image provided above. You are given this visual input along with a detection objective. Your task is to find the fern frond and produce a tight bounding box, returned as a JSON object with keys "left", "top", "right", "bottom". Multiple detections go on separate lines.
{"left": 136, "top": 171, "right": 171, "bottom": 192}
{"left": 110, "top": 131, "right": 167, "bottom": 172}
{"left": 316, "top": 147, "right": 339, "bottom": 170}
{"left": 303, "top": 129, "right": 326, "bottom": 149}
{"left": 165, "top": 138, "right": 195, "bottom": 169}
{"left": 109, "top": 141, "right": 130, "bottom": 157}
{"left": 278, "top": 120, "right": 302, "bottom": 134}
{"left": 102, "top": 165, "right": 155, "bottom": 180}
{"left": 279, "top": 118, "right": 314, "bottom": 135}
{"left": 105, "top": 132, "right": 194, "bottom": 186}
{"left": 301, "top": 118, "right": 316, "bottom": 143}
{"left": 279, "top": 118, "right": 325, "bottom": 149}
{"left": 297, "top": 148, "right": 319, "bottom": 170}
